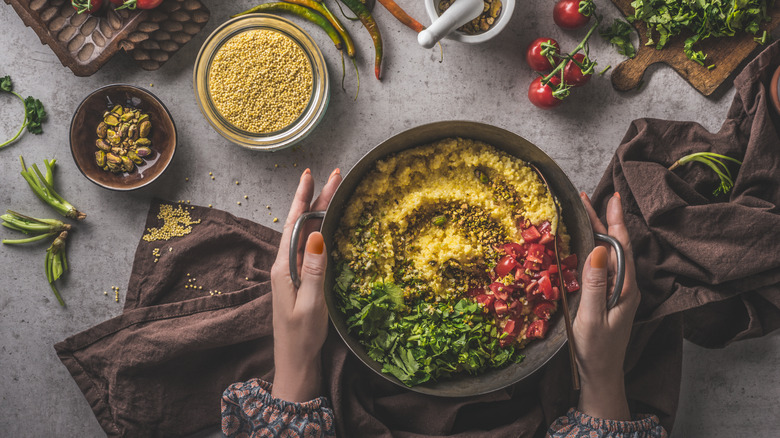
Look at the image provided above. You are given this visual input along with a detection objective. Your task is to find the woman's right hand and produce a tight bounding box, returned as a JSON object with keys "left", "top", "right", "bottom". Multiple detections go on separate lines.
{"left": 574, "top": 192, "right": 641, "bottom": 421}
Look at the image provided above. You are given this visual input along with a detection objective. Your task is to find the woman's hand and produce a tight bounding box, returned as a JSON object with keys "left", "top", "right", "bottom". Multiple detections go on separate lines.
{"left": 574, "top": 192, "right": 641, "bottom": 421}
{"left": 269, "top": 168, "right": 342, "bottom": 403}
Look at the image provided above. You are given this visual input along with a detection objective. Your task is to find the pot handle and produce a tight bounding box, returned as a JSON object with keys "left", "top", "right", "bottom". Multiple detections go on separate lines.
{"left": 593, "top": 233, "right": 625, "bottom": 310}
{"left": 289, "top": 210, "right": 326, "bottom": 288}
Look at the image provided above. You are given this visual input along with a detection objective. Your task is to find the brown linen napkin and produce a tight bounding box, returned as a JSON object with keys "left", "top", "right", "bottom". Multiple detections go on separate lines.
{"left": 589, "top": 41, "right": 780, "bottom": 348}
{"left": 56, "top": 41, "right": 780, "bottom": 438}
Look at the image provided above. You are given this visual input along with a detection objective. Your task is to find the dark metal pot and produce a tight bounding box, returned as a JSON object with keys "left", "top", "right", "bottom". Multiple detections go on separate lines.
{"left": 290, "top": 121, "right": 623, "bottom": 397}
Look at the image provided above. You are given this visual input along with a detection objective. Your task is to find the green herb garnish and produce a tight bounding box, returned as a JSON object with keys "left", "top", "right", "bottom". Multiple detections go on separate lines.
{"left": 1, "top": 75, "right": 47, "bottom": 149}
{"left": 600, "top": 18, "right": 637, "bottom": 59}
{"left": 668, "top": 152, "right": 743, "bottom": 196}
{"left": 1, "top": 210, "right": 71, "bottom": 245}
{"left": 628, "top": 0, "right": 774, "bottom": 67}
{"left": 335, "top": 263, "right": 524, "bottom": 386}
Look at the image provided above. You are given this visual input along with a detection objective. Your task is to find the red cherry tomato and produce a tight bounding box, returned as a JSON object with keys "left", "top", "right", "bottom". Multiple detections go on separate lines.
{"left": 110, "top": 0, "right": 163, "bottom": 9}
{"left": 553, "top": 0, "right": 591, "bottom": 30}
{"left": 526, "top": 320, "right": 550, "bottom": 339}
{"left": 528, "top": 76, "right": 561, "bottom": 110}
{"left": 525, "top": 37, "right": 560, "bottom": 72}
{"left": 564, "top": 53, "right": 592, "bottom": 87}
{"left": 136, "top": 0, "right": 164, "bottom": 8}
{"left": 72, "top": 0, "right": 103, "bottom": 14}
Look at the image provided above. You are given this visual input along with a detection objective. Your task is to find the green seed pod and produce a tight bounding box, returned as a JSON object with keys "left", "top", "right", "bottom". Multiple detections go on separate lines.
{"left": 95, "top": 150, "right": 106, "bottom": 167}
{"left": 106, "top": 153, "right": 122, "bottom": 165}
{"left": 96, "top": 122, "right": 108, "bottom": 139}
{"left": 139, "top": 120, "right": 151, "bottom": 138}
{"left": 127, "top": 151, "right": 143, "bottom": 165}
{"left": 134, "top": 146, "right": 152, "bottom": 157}
{"left": 121, "top": 156, "right": 135, "bottom": 172}
{"left": 104, "top": 113, "right": 120, "bottom": 126}
{"left": 95, "top": 139, "right": 112, "bottom": 151}
{"left": 432, "top": 215, "right": 447, "bottom": 226}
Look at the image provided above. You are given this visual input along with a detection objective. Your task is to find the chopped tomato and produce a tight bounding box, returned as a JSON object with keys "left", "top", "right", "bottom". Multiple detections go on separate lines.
{"left": 541, "top": 253, "right": 552, "bottom": 270}
{"left": 521, "top": 225, "right": 542, "bottom": 243}
{"left": 548, "top": 264, "right": 558, "bottom": 274}
{"left": 562, "top": 254, "right": 578, "bottom": 269}
{"left": 527, "top": 243, "right": 546, "bottom": 264}
{"left": 489, "top": 282, "right": 510, "bottom": 300}
{"left": 515, "top": 271, "right": 532, "bottom": 285}
{"left": 538, "top": 221, "right": 552, "bottom": 234}
{"left": 495, "top": 255, "right": 517, "bottom": 277}
{"left": 533, "top": 301, "right": 556, "bottom": 320}
{"left": 562, "top": 269, "right": 580, "bottom": 292}
{"left": 538, "top": 232, "right": 555, "bottom": 244}
{"left": 550, "top": 286, "right": 561, "bottom": 300}
{"left": 538, "top": 273, "right": 553, "bottom": 299}
{"left": 467, "top": 287, "right": 485, "bottom": 297}
{"left": 475, "top": 294, "right": 494, "bottom": 311}
{"left": 526, "top": 320, "right": 549, "bottom": 339}
{"left": 509, "top": 300, "right": 524, "bottom": 318}
{"left": 494, "top": 299, "right": 508, "bottom": 316}
{"left": 524, "top": 279, "right": 538, "bottom": 294}
{"left": 504, "top": 318, "right": 521, "bottom": 336}
{"left": 523, "top": 259, "right": 541, "bottom": 271}
{"left": 503, "top": 242, "right": 523, "bottom": 258}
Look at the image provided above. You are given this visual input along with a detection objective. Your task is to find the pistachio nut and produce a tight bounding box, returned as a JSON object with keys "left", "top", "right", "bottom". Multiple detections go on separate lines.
{"left": 107, "top": 130, "right": 121, "bottom": 145}
{"left": 135, "top": 138, "right": 151, "bottom": 147}
{"left": 121, "top": 156, "right": 135, "bottom": 172}
{"left": 97, "top": 122, "right": 108, "bottom": 139}
{"left": 137, "top": 114, "right": 149, "bottom": 124}
{"left": 120, "top": 111, "right": 134, "bottom": 122}
{"left": 108, "top": 162, "right": 122, "bottom": 173}
{"left": 118, "top": 123, "right": 129, "bottom": 138}
{"left": 95, "top": 150, "right": 106, "bottom": 167}
{"left": 134, "top": 146, "right": 152, "bottom": 157}
{"left": 102, "top": 165, "right": 110, "bottom": 172}
{"left": 128, "top": 124, "right": 138, "bottom": 140}
{"left": 104, "top": 113, "right": 120, "bottom": 126}
{"left": 106, "top": 153, "right": 122, "bottom": 165}
{"left": 138, "top": 120, "right": 151, "bottom": 138}
{"left": 96, "top": 139, "right": 112, "bottom": 151}
{"left": 111, "top": 105, "right": 123, "bottom": 115}
{"left": 127, "top": 151, "right": 144, "bottom": 165}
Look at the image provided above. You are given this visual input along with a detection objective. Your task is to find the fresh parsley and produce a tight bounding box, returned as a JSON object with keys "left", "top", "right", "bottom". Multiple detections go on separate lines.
{"left": 335, "top": 263, "right": 524, "bottom": 386}
{"left": 600, "top": 19, "right": 637, "bottom": 59}
{"left": 1, "top": 75, "right": 47, "bottom": 149}
{"left": 627, "top": 0, "right": 774, "bottom": 67}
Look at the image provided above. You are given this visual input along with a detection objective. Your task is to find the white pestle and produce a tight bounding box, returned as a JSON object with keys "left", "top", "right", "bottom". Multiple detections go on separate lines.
{"left": 418, "top": 0, "right": 485, "bottom": 49}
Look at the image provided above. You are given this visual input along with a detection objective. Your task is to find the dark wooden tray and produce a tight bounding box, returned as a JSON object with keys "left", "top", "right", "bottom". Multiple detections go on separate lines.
{"left": 609, "top": 1, "right": 780, "bottom": 96}
{"left": 4, "top": 0, "right": 210, "bottom": 76}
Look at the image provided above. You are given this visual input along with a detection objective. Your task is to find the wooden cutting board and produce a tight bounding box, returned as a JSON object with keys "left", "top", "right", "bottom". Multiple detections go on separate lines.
{"left": 609, "top": 0, "right": 780, "bottom": 95}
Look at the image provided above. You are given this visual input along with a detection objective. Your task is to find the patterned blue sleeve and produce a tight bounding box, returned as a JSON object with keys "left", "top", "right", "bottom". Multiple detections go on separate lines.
{"left": 547, "top": 408, "right": 668, "bottom": 438}
{"left": 221, "top": 378, "right": 336, "bottom": 438}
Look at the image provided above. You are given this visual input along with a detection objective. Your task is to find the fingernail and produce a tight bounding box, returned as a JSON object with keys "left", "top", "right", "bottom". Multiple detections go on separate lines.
{"left": 328, "top": 168, "right": 341, "bottom": 181}
{"left": 580, "top": 191, "right": 586, "bottom": 198}
{"left": 591, "top": 246, "right": 607, "bottom": 269}
{"left": 614, "top": 191, "right": 621, "bottom": 200}
{"left": 300, "top": 168, "right": 311, "bottom": 182}
{"left": 306, "top": 232, "right": 324, "bottom": 255}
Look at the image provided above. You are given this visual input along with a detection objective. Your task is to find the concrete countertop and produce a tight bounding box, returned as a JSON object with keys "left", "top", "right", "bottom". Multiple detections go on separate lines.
{"left": 1, "top": 1, "right": 778, "bottom": 436}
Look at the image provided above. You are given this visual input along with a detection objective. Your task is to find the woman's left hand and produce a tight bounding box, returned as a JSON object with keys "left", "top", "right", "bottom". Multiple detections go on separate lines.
{"left": 269, "top": 168, "right": 342, "bottom": 403}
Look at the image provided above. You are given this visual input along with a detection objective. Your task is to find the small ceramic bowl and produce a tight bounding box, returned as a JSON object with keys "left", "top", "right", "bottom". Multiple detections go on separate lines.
{"left": 193, "top": 14, "right": 330, "bottom": 151}
{"left": 70, "top": 84, "right": 177, "bottom": 191}
{"left": 424, "top": 0, "right": 516, "bottom": 45}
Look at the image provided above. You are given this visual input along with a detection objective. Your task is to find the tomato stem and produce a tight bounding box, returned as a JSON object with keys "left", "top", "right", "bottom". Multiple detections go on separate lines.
{"left": 542, "top": 16, "right": 601, "bottom": 85}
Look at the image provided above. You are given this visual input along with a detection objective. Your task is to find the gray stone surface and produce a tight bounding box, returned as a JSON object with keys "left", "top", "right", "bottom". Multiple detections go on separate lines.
{"left": 0, "top": 1, "right": 778, "bottom": 436}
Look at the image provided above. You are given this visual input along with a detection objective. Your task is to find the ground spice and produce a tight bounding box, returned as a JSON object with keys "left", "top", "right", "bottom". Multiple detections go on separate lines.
{"left": 142, "top": 204, "right": 202, "bottom": 242}
{"left": 208, "top": 29, "right": 314, "bottom": 134}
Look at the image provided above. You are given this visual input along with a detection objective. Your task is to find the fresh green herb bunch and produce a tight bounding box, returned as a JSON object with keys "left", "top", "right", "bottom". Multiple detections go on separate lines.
{"left": 0, "top": 75, "right": 47, "bottom": 149}
{"left": 669, "top": 152, "right": 743, "bottom": 196}
{"left": 335, "top": 264, "right": 524, "bottom": 386}
{"left": 628, "top": 0, "right": 774, "bottom": 67}
{"left": 20, "top": 157, "right": 86, "bottom": 221}
{"left": 600, "top": 19, "right": 637, "bottom": 58}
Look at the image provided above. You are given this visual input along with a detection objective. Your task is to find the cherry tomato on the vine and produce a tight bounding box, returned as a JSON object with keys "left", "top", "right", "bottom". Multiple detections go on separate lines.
{"left": 110, "top": 0, "right": 164, "bottom": 9}
{"left": 525, "top": 37, "right": 560, "bottom": 73}
{"left": 528, "top": 76, "right": 562, "bottom": 110}
{"left": 72, "top": 0, "right": 103, "bottom": 14}
{"left": 563, "top": 53, "right": 592, "bottom": 87}
{"left": 553, "top": 0, "right": 591, "bottom": 30}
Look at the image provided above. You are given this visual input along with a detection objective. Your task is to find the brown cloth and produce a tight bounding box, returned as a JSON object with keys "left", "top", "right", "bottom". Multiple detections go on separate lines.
{"left": 56, "top": 42, "right": 780, "bottom": 437}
